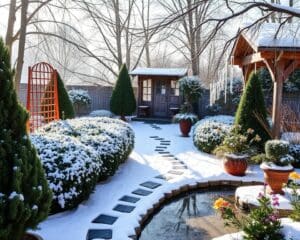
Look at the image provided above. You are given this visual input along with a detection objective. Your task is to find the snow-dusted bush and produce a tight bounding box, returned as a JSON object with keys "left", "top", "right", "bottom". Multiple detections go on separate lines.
{"left": 289, "top": 144, "right": 300, "bottom": 168}
{"left": 196, "top": 115, "right": 234, "bottom": 126}
{"left": 31, "top": 134, "right": 101, "bottom": 213}
{"left": 193, "top": 120, "right": 232, "bottom": 153}
{"left": 32, "top": 117, "right": 134, "bottom": 212}
{"left": 68, "top": 89, "right": 91, "bottom": 105}
{"left": 89, "top": 109, "right": 114, "bottom": 118}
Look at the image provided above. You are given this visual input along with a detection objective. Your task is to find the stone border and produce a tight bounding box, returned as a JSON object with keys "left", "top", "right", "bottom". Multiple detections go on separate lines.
{"left": 128, "top": 180, "right": 264, "bottom": 240}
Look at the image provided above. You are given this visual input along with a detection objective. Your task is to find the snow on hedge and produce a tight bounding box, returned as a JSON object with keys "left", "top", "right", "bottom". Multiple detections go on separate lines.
{"left": 89, "top": 109, "right": 114, "bottom": 118}
{"left": 68, "top": 89, "right": 91, "bottom": 105}
{"left": 32, "top": 117, "right": 134, "bottom": 212}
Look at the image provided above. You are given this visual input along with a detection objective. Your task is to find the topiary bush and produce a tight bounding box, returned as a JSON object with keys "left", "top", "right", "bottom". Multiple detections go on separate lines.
{"left": 0, "top": 38, "right": 52, "bottom": 240}
{"left": 57, "top": 73, "right": 75, "bottom": 119}
{"left": 30, "top": 134, "right": 100, "bottom": 213}
{"left": 265, "top": 140, "right": 289, "bottom": 159}
{"left": 32, "top": 117, "right": 134, "bottom": 212}
{"left": 193, "top": 121, "right": 232, "bottom": 153}
{"left": 110, "top": 64, "right": 136, "bottom": 120}
{"left": 235, "top": 72, "right": 270, "bottom": 147}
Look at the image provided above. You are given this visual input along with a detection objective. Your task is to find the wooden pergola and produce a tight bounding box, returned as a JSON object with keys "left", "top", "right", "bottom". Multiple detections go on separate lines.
{"left": 231, "top": 23, "right": 300, "bottom": 139}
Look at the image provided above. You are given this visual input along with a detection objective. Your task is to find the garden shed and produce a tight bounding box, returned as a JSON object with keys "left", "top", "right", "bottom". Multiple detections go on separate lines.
{"left": 231, "top": 23, "right": 300, "bottom": 139}
{"left": 130, "top": 67, "right": 187, "bottom": 118}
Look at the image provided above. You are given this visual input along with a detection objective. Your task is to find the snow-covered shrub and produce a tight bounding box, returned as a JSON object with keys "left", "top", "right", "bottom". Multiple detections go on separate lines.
{"left": 197, "top": 115, "right": 234, "bottom": 126}
{"left": 289, "top": 144, "right": 300, "bottom": 168}
{"left": 31, "top": 134, "right": 101, "bottom": 213}
{"left": 32, "top": 117, "right": 134, "bottom": 212}
{"left": 193, "top": 121, "right": 232, "bottom": 153}
{"left": 68, "top": 89, "right": 91, "bottom": 105}
{"left": 89, "top": 109, "right": 114, "bottom": 118}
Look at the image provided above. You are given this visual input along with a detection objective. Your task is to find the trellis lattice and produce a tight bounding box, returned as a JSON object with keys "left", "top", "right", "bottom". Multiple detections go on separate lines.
{"left": 26, "top": 62, "right": 59, "bottom": 132}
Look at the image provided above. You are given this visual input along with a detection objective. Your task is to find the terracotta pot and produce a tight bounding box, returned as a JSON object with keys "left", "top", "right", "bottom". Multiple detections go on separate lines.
{"left": 223, "top": 154, "right": 248, "bottom": 176}
{"left": 262, "top": 168, "right": 293, "bottom": 195}
{"left": 179, "top": 119, "right": 192, "bottom": 137}
{"left": 23, "top": 233, "right": 43, "bottom": 240}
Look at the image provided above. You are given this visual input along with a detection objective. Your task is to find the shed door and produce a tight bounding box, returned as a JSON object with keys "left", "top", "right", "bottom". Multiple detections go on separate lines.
{"left": 154, "top": 79, "right": 168, "bottom": 117}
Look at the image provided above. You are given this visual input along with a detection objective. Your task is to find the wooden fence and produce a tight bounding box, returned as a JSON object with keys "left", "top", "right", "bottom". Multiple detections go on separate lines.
{"left": 19, "top": 83, "right": 300, "bottom": 118}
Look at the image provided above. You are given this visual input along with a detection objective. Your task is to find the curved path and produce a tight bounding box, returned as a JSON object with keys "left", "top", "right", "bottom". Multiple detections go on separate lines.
{"left": 35, "top": 122, "right": 264, "bottom": 240}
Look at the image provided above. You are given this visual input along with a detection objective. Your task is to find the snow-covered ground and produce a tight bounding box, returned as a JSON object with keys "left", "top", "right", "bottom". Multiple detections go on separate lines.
{"left": 33, "top": 122, "right": 299, "bottom": 240}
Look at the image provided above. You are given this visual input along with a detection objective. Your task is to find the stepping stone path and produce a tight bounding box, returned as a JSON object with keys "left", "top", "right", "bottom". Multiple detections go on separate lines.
{"left": 86, "top": 123, "right": 190, "bottom": 239}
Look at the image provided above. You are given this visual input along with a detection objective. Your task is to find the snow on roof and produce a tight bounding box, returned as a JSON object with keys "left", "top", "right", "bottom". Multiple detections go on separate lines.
{"left": 130, "top": 67, "right": 188, "bottom": 77}
{"left": 244, "top": 23, "right": 300, "bottom": 50}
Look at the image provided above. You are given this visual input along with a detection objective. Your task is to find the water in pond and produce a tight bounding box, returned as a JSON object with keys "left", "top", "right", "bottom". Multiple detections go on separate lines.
{"left": 139, "top": 189, "right": 237, "bottom": 240}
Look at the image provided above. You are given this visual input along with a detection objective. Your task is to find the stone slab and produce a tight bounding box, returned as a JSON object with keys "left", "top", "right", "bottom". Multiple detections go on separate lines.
{"left": 92, "top": 214, "right": 118, "bottom": 225}
{"left": 113, "top": 204, "right": 135, "bottom": 213}
{"left": 119, "top": 195, "right": 140, "bottom": 203}
{"left": 86, "top": 229, "right": 112, "bottom": 240}
{"left": 132, "top": 188, "right": 152, "bottom": 196}
{"left": 140, "top": 181, "right": 162, "bottom": 189}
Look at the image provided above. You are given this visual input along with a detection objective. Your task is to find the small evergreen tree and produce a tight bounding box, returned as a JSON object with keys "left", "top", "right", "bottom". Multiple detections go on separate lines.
{"left": 57, "top": 73, "right": 75, "bottom": 119}
{"left": 0, "top": 38, "right": 52, "bottom": 240}
{"left": 110, "top": 64, "right": 136, "bottom": 120}
{"left": 41, "top": 73, "right": 75, "bottom": 120}
{"left": 235, "top": 72, "right": 270, "bottom": 146}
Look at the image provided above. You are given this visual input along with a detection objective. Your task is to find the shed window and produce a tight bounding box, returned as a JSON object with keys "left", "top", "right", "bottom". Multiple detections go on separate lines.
{"left": 142, "top": 79, "right": 152, "bottom": 101}
{"left": 171, "top": 80, "right": 179, "bottom": 96}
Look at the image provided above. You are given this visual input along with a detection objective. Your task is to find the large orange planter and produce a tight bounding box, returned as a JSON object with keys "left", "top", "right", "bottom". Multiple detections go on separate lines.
{"left": 262, "top": 168, "right": 293, "bottom": 195}
{"left": 223, "top": 154, "right": 248, "bottom": 176}
{"left": 179, "top": 119, "right": 192, "bottom": 137}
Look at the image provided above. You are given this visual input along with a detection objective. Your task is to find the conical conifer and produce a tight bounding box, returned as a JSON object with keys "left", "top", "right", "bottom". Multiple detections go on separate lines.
{"left": 0, "top": 38, "right": 52, "bottom": 240}
{"left": 235, "top": 72, "right": 270, "bottom": 146}
{"left": 110, "top": 64, "right": 136, "bottom": 120}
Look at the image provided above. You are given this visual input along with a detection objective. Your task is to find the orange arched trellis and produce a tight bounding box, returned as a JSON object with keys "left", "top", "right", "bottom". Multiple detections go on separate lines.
{"left": 26, "top": 62, "right": 59, "bottom": 132}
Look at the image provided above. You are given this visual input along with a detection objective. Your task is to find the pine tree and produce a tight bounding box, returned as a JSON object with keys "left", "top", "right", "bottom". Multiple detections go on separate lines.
{"left": 235, "top": 72, "right": 270, "bottom": 146}
{"left": 41, "top": 73, "right": 75, "bottom": 120}
{"left": 110, "top": 64, "right": 136, "bottom": 120}
{"left": 0, "top": 38, "right": 52, "bottom": 240}
{"left": 57, "top": 73, "right": 75, "bottom": 119}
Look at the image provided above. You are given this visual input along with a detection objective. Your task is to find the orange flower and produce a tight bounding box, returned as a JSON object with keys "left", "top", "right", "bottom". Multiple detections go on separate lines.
{"left": 289, "top": 172, "right": 300, "bottom": 180}
{"left": 213, "top": 198, "right": 230, "bottom": 210}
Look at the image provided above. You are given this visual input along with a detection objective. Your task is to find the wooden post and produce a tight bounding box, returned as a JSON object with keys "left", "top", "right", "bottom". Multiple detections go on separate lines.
{"left": 272, "top": 62, "right": 284, "bottom": 139}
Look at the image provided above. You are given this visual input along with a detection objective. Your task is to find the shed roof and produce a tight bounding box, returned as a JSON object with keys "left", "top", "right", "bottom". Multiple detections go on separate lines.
{"left": 130, "top": 67, "right": 188, "bottom": 77}
{"left": 244, "top": 23, "right": 300, "bottom": 51}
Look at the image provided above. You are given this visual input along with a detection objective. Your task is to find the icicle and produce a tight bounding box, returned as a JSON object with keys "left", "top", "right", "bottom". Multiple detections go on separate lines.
{"left": 230, "top": 56, "right": 233, "bottom": 94}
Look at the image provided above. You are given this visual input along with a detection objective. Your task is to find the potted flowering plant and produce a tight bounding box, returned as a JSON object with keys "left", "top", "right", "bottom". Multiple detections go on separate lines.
{"left": 213, "top": 193, "right": 283, "bottom": 239}
{"left": 214, "top": 126, "right": 261, "bottom": 176}
{"left": 260, "top": 140, "right": 294, "bottom": 195}
{"left": 175, "top": 76, "right": 202, "bottom": 137}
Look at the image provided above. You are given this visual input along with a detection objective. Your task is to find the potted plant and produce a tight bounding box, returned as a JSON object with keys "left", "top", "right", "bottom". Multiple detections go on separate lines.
{"left": 260, "top": 140, "right": 294, "bottom": 195}
{"left": 68, "top": 89, "right": 91, "bottom": 116}
{"left": 173, "top": 111, "right": 198, "bottom": 137}
{"left": 214, "top": 126, "right": 261, "bottom": 176}
{"left": 175, "top": 76, "right": 202, "bottom": 136}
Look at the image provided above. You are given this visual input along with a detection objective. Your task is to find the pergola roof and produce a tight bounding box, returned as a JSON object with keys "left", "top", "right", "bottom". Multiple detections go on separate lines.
{"left": 130, "top": 67, "right": 188, "bottom": 77}
{"left": 232, "top": 23, "right": 300, "bottom": 70}
{"left": 245, "top": 23, "right": 300, "bottom": 51}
